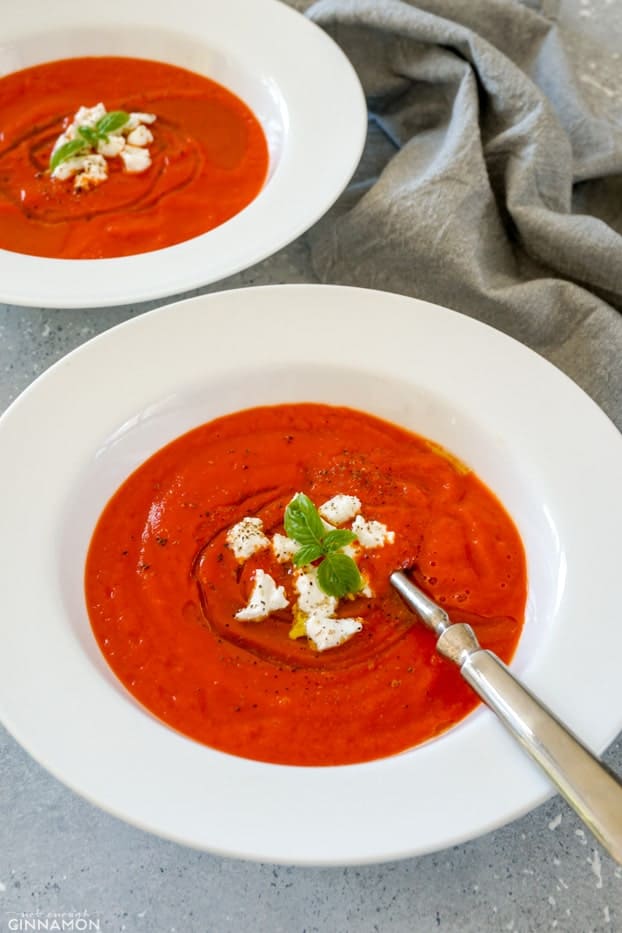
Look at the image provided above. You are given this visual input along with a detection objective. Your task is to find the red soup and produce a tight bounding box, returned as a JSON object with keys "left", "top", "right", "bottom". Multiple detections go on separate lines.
{"left": 85, "top": 404, "right": 527, "bottom": 766}
{"left": 0, "top": 57, "right": 268, "bottom": 258}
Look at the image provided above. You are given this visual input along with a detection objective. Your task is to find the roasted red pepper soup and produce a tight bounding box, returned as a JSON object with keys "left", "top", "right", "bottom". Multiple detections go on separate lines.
{"left": 0, "top": 57, "right": 268, "bottom": 258}
{"left": 85, "top": 404, "right": 527, "bottom": 766}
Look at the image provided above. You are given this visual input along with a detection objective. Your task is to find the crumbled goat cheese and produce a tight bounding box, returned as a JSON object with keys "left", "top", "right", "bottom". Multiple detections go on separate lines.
{"left": 235, "top": 569, "right": 289, "bottom": 621}
{"left": 293, "top": 568, "right": 366, "bottom": 650}
{"left": 50, "top": 103, "right": 156, "bottom": 189}
{"left": 226, "top": 517, "right": 270, "bottom": 561}
{"left": 127, "top": 124, "right": 154, "bottom": 147}
{"left": 120, "top": 144, "right": 152, "bottom": 174}
{"left": 285, "top": 491, "right": 335, "bottom": 531}
{"left": 73, "top": 154, "right": 108, "bottom": 190}
{"left": 319, "top": 494, "right": 361, "bottom": 525}
{"left": 305, "top": 613, "right": 363, "bottom": 652}
{"left": 352, "top": 515, "right": 395, "bottom": 548}
{"left": 271, "top": 533, "right": 299, "bottom": 563}
{"left": 125, "top": 111, "right": 157, "bottom": 130}
{"left": 294, "top": 567, "right": 338, "bottom": 617}
{"left": 74, "top": 103, "right": 107, "bottom": 128}
{"left": 97, "top": 134, "right": 126, "bottom": 158}
{"left": 53, "top": 153, "right": 107, "bottom": 185}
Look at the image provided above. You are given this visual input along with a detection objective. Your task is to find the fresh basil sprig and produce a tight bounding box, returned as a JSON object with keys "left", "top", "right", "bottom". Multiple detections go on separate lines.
{"left": 49, "top": 138, "right": 88, "bottom": 172}
{"left": 284, "top": 493, "right": 362, "bottom": 598}
{"left": 49, "top": 110, "right": 130, "bottom": 172}
{"left": 317, "top": 551, "right": 362, "bottom": 598}
{"left": 96, "top": 110, "right": 130, "bottom": 135}
{"left": 77, "top": 125, "right": 100, "bottom": 147}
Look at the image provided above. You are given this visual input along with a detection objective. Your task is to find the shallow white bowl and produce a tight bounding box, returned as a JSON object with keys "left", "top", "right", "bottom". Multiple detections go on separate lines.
{"left": 1, "top": 284, "right": 621, "bottom": 864}
{"left": 0, "top": 0, "right": 366, "bottom": 308}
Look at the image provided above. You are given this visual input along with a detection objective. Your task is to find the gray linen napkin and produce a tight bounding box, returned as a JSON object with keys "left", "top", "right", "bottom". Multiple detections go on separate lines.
{"left": 306, "top": 0, "right": 622, "bottom": 429}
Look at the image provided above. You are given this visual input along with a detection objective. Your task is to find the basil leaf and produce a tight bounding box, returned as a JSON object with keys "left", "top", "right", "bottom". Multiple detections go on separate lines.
{"left": 96, "top": 110, "right": 129, "bottom": 135}
{"left": 78, "top": 125, "right": 99, "bottom": 146}
{"left": 317, "top": 552, "right": 362, "bottom": 598}
{"left": 49, "top": 138, "right": 88, "bottom": 172}
{"left": 284, "top": 493, "right": 326, "bottom": 547}
{"left": 293, "top": 543, "right": 324, "bottom": 567}
{"left": 322, "top": 529, "right": 357, "bottom": 553}
{"left": 284, "top": 492, "right": 365, "bottom": 598}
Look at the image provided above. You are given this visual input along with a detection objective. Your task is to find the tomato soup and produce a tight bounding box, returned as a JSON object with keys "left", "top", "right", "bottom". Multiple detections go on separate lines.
{"left": 85, "top": 404, "right": 527, "bottom": 766}
{"left": 0, "top": 57, "right": 268, "bottom": 258}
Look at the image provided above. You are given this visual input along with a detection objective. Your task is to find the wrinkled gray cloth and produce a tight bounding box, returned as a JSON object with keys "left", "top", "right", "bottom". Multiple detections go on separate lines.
{"left": 306, "top": 0, "right": 622, "bottom": 429}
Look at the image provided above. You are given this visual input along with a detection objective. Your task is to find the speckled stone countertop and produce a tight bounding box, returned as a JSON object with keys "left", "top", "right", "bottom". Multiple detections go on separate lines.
{"left": 1, "top": 2, "right": 621, "bottom": 931}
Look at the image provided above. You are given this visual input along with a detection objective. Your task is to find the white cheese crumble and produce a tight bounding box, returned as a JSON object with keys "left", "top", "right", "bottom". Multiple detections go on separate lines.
{"left": 352, "top": 514, "right": 395, "bottom": 548}
{"left": 271, "top": 533, "right": 299, "bottom": 563}
{"left": 97, "top": 135, "right": 125, "bottom": 158}
{"left": 74, "top": 103, "right": 106, "bottom": 128}
{"left": 305, "top": 613, "right": 363, "bottom": 652}
{"left": 319, "top": 494, "right": 361, "bottom": 525}
{"left": 119, "top": 144, "right": 152, "bottom": 174}
{"left": 50, "top": 103, "right": 156, "bottom": 190}
{"left": 293, "top": 567, "right": 364, "bottom": 651}
{"left": 125, "top": 112, "right": 157, "bottom": 130}
{"left": 126, "top": 124, "right": 154, "bottom": 147}
{"left": 235, "top": 569, "right": 289, "bottom": 621}
{"left": 226, "top": 517, "right": 270, "bottom": 561}
{"left": 294, "top": 567, "right": 338, "bottom": 617}
{"left": 53, "top": 153, "right": 108, "bottom": 189}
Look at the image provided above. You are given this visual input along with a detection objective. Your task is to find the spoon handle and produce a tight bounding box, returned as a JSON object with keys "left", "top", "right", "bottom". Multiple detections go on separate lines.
{"left": 390, "top": 572, "right": 622, "bottom": 864}
{"left": 457, "top": 643, "right": 622, "bottom": 863}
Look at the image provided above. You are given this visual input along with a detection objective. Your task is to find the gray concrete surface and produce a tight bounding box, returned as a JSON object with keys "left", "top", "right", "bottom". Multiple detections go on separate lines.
{"left": 1, "top": 1, "right": 622, "bottom": 931}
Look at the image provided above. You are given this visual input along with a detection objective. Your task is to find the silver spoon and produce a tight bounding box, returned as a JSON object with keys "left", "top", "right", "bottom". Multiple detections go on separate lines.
{"left": 390, "top": 570, "right": 622, "bottom": 864}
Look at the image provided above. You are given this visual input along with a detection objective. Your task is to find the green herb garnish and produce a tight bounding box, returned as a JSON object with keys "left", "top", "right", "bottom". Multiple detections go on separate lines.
{"left": 317, "top": 551, "right": 362, "bottom": 597}
{"left": 77, "top": 125, "right": 100, "bottom": 147}
{"left": 49, "top": 138, "right": 88, "bottom": 173}
{"left": 96, "top": 110, "right": 130, "bottom": 135}
{"left": 284, "top": 493, "right": 362, "bottom": 598}
{"left": 49, "top": 110, "right": 130, "bottom": 172}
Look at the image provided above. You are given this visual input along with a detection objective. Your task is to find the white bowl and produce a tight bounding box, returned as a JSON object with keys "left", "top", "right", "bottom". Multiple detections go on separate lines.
{"left": 1, "top": 284, "right": 621, "bottom": 864}
{"left": 0, "top": 0, "right": 366, "bottom": 307}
